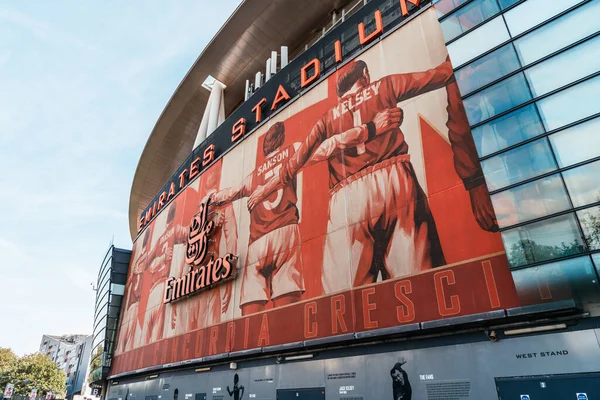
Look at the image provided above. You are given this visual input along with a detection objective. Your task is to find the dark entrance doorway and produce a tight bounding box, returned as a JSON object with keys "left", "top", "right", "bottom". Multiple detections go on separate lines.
{"left": 496, "top": 372, "right": 600, "bottom": 399}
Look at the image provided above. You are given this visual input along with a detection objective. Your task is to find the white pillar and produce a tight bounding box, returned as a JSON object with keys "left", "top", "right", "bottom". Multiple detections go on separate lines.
{"left": 255, "top": 71, "right": 262, "bottom": 89}
{"left": 206, "top": 81, "right": 225, "bottom": 137}
{"left": 280, "top": 46, "right": 289, "bottom": 68}
{"left": 271, "top": 51, "right": 278, "bottom": 74}
{"left": 193, "top": 80, "right": 226, "bottom": 147}
{"left": 265, "top": 58, "right": 271, "bottom": 81}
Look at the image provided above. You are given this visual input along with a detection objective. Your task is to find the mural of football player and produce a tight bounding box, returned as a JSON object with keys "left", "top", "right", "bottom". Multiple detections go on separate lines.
{"left": 185, "top": 165, "right": 238, "bottom": 329}
{"left": 142, "top": 202, "right": 187, "bottom": 345}
{"left": 211, "top": 122, "right": 305, "bottom": 316}
{"left": 248, "top": 56, "right": 497, "bottom": 294}
{"left": 118, "top": 229, "right": 152, "bottom": 353}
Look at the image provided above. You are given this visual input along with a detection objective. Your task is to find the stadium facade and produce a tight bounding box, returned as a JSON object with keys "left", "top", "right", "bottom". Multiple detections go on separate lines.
{"left": 105, "top": 0, "right": 600, "bottom": 398}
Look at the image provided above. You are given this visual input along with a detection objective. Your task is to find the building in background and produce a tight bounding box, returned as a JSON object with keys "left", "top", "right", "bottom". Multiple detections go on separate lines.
{"left": 39, "top": 334, "right": 92, "bottom": 400}
{"left": 87, "top": 246, "right": 130, "bottom": 399}
{"left": 106, "top": 0, "right": 600, "bottom": 398}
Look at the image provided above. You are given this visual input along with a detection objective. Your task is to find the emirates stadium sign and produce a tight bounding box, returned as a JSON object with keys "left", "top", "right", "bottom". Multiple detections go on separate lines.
{"left": 137, "top": 0, "right": 429, "bottom": 234}
{"left": 163, "top": 199, "right": 237, "bottom": 304}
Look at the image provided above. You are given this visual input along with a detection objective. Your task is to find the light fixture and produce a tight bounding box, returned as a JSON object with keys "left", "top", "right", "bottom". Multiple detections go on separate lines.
{"left": 112, "top": 382, "right": 119, "bottom": 385}
{"left": 195, "top": 367, "right": 211, "bottom": 373}
{"left": 504, "top": 323, "right": 567, "bottom": 336}
{"left": 284, "top": 354, "right": 314, "bottom": 361}
{"left": 229, "top": 362, "right": 237, "bottom": 370}
{"left": 146, "top": 374, "right": 159, "bottom": 380}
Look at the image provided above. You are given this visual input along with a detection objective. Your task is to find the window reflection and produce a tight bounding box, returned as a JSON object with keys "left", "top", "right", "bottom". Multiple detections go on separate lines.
{"left": 456, "top": 43, "right": 521, "bottom": 95}
{"left": 434, "top": 0, "right": 471, "bottom": 18}
{"left": 538, "top": 75, "right": 600, "bottom": 131}
{"left": 441, "top": 0, "right": 501, "bottom": 41}
{"left": 577, "top": 206, "right": 600, "bottom": 251}
{"left": 513, "top": 0, "right": 600, "bottom": 65}
{"left": 593, "top": 253, "right": 600, "bottom": 271}
{"left": 482, "top": 138, "right": 556, "bottom": 191}
{"left": 563, "top": 161, "right": 600, "bottom": 208}
{"left": 491, "top": 174, "right": 570, "bottom": 228}
{"left": 511, "top": 256, "right": 600, "bottom": 307}
{"left": 447, "top": 16, "right": 510, "bottom": 67}
{"left": 463, "top": 73, "right": 532, "bottom": 125}
{"left": 502, "top": 213, "right": 585, "bottom": 268}
{"left": 525, "top": 35, "right": 600, "bottom": 97}
{"left": 471, "top": 104, "right": 544, "bottom": 157}
{"left": 504, "top": 0, "right": 583, "bottom": 36}
{"left": 550, "top": 117, "right": 600, "bottom": 168}
{"left": 497, "top": 0, "right": 519, "bottom": 9}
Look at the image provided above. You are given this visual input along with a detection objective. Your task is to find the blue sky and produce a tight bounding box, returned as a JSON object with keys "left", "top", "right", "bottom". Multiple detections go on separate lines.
{"left": 0, "top": 0, "right": 241, "bottom": 355}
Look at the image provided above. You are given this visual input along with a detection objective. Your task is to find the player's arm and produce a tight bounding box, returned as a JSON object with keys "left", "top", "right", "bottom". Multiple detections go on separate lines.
{"left": 222, "top": 204, "right": 238, "bottom": 254}
{"left": 248, "top": 118, "right": 328, "bottom": 210}
{"left": 307, "top": 108, "right": 404, "bottom": 164}
{"left": 446, "top": 80, "right": 498, "bottom": 232}
{"left": 211, "top": 174, "right": 253, "bottom": 206}
{"left": 387, "top": 57, "right": 455, "bottom": 103}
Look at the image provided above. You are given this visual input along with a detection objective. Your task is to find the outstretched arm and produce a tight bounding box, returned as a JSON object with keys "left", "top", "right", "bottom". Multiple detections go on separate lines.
{"left": 446, "top": 80, "right": 498, "bottom": 232}
{"left": 248, "top": 108, "right": 403, "bottom": 210}
{"left": 247, "top": 118, "right": 328, "bottom": 210}
{"left": 308, "top": 108, "right": 404, "bottom": 165}
{"left": 387, "top": 57, "right": 455, "bottom": 104}
{"left": 211, "top": 174, "right": 253, "bottom": 206}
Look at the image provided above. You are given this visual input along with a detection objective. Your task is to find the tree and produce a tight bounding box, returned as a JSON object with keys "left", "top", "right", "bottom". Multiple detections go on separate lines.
{"left": 0, "top": 348, "right": 17, "bottom": 376}
{"left": 87, "top": 345, "right": 103, "bottom": 384}
{"left": 508, "top": 239, "right": 585, "bottom": 267}
{"left": 0, "top": 352, "right": 66, "bottom": 399}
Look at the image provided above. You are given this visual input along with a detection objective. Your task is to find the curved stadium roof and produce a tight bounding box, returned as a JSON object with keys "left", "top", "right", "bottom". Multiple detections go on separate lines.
{"left": 128, "top": 0, "right": 345, "bottom": 239}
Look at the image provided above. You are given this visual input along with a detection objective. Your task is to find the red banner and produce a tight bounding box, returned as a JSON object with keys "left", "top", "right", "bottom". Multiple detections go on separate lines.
{"left": 111, "top": 254, "right": 518, "bottom": 375}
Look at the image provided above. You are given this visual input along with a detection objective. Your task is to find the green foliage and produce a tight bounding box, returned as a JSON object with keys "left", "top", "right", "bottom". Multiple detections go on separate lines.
{"left": 0, "top": 349, "right": 66, "bottom": 398}
{"left": 87, "top": 345, "right": 103, "bottom": 384}
{"left": 508, "top": 239, "right": 585, "bottom": 267}
{"left": 0, "top": 348, "right": 17, "bottom": 376}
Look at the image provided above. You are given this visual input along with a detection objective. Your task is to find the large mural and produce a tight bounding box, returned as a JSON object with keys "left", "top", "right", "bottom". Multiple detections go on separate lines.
{"left": 111, "top": 9, "right": 521, "bottom": 375}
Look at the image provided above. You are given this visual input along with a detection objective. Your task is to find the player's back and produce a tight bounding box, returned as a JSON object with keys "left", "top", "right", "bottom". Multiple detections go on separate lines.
{"left": 250, "top": 144, "right": 299, "bottom": 243}
{"left": 324, "top": 76, "right": 409, "bottom": 186}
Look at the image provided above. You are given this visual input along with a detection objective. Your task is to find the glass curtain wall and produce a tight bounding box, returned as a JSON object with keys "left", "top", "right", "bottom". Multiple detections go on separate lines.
{"left": 435, "top": 0, "right": 600, "bottom": 310}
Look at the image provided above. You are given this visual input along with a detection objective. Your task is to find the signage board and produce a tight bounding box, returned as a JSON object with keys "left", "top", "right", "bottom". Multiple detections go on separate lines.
{"left": 3, "top": 384, "right": 14, "bottom": 399}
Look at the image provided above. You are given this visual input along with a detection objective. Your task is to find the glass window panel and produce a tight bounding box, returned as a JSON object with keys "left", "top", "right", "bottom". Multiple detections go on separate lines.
{"left": 514, "top": 1, "right": 600, "bottom": 66}
{"left": 110, "top": 283, "right": 125, "bottom": 296}
{"left": 512, "top": 256, "right": 600, "bottom": 307}
{"left": 482, "top": 138, "right": 557, "bottom": 191}
{"left": 563, "top": 161, "right": 600, "bottom": 208}
{"left": 525, "top": 35, "right": 600, "bottom": 97}
{"left": 498, "top": 0, "right": 519, "bottom": 9}
{"left": 463, "top": 73, "right": 532, "bottom": 125}
{"left": 456, "top": 43, "right": 521, "bottom": 95}
{"left": 447, "top": 16, "right": 510, "bottom": 67}
{"left": 549, "top": 117, "right": 600, "bottom": 168}
{"left": 434, "top": 0, "right": 471, "bottom": 18}
{"left": 578, "top": 206, "right": 600, "bottom": 251}
{"left": 502, "top": 213, "right": 586, "bottom": 268}
{"left": 471, "top": 104, "right": 544, "bottom": 157}
{"left": 491, "top": 174, "right": 570, "bottom": 228}
{"left": 593, "top": 253, "right": 600, "bottom": 271}
{"left": 504, "top": 0, "right": 583, "bottom": 36}
{"left": 441, "top": 0, "right": 501, "bottom": 41}
{"left": 537, "top": 75, "right": 600, "bottom": 131}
